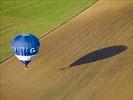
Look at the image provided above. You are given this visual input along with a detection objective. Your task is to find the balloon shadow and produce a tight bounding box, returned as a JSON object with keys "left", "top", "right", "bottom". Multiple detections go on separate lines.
{"left": 60, "top": 45, "right": 127, "bottom": 70}
{"left": 69, "top": 45, "right": 127, "bottom": 67}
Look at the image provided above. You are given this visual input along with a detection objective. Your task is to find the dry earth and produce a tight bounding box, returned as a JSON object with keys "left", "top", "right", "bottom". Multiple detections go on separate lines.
{"left": 0, "top": 0, "right": 133, "bottom": 100}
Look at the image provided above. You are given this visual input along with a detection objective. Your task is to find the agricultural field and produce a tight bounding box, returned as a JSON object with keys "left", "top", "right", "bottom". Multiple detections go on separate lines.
{"left": 0, "top": 0, "right": 98, "bottom": 62}
{"left": 0, "top": 0, "right": 133, "bottom": 100}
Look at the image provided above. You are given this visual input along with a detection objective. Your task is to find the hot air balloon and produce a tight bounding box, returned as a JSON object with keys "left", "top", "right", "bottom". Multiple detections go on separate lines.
{"left": 11, "top": 33, "right": 40, "bottom": 69}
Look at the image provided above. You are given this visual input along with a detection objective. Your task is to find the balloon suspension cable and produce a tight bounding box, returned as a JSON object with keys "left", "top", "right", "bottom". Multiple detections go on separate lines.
{"left": 24, "top": 64, "right": 28, "bottom": 70}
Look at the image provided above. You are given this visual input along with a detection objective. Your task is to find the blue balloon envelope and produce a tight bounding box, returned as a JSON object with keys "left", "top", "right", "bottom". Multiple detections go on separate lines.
{"left": 11, "top": 33, "right": 40, "bottom": 66}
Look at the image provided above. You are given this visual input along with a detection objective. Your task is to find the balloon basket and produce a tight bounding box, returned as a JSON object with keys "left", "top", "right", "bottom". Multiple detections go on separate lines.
{"left": 24, "top": 65, "right": 28, "bottom": 70}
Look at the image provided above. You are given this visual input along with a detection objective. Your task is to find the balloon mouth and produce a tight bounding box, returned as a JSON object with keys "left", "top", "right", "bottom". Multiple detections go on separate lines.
{"left": 21, "top": 61, "right": 31, "bottom": 65}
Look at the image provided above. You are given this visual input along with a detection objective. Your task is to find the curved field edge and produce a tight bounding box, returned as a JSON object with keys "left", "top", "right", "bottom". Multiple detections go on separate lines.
{"left": 0, "top": 0, "right": 99, "bottom": 62}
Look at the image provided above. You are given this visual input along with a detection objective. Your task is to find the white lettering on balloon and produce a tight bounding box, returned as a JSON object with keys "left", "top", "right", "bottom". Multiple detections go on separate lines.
{"left": 30, "top": 48, "right": 36, "bottom": 53}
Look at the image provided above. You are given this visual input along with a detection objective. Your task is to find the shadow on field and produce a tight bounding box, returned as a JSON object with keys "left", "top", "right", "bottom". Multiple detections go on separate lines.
{"left": 60, "top": 45, "right": 127, "bottom": 70}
